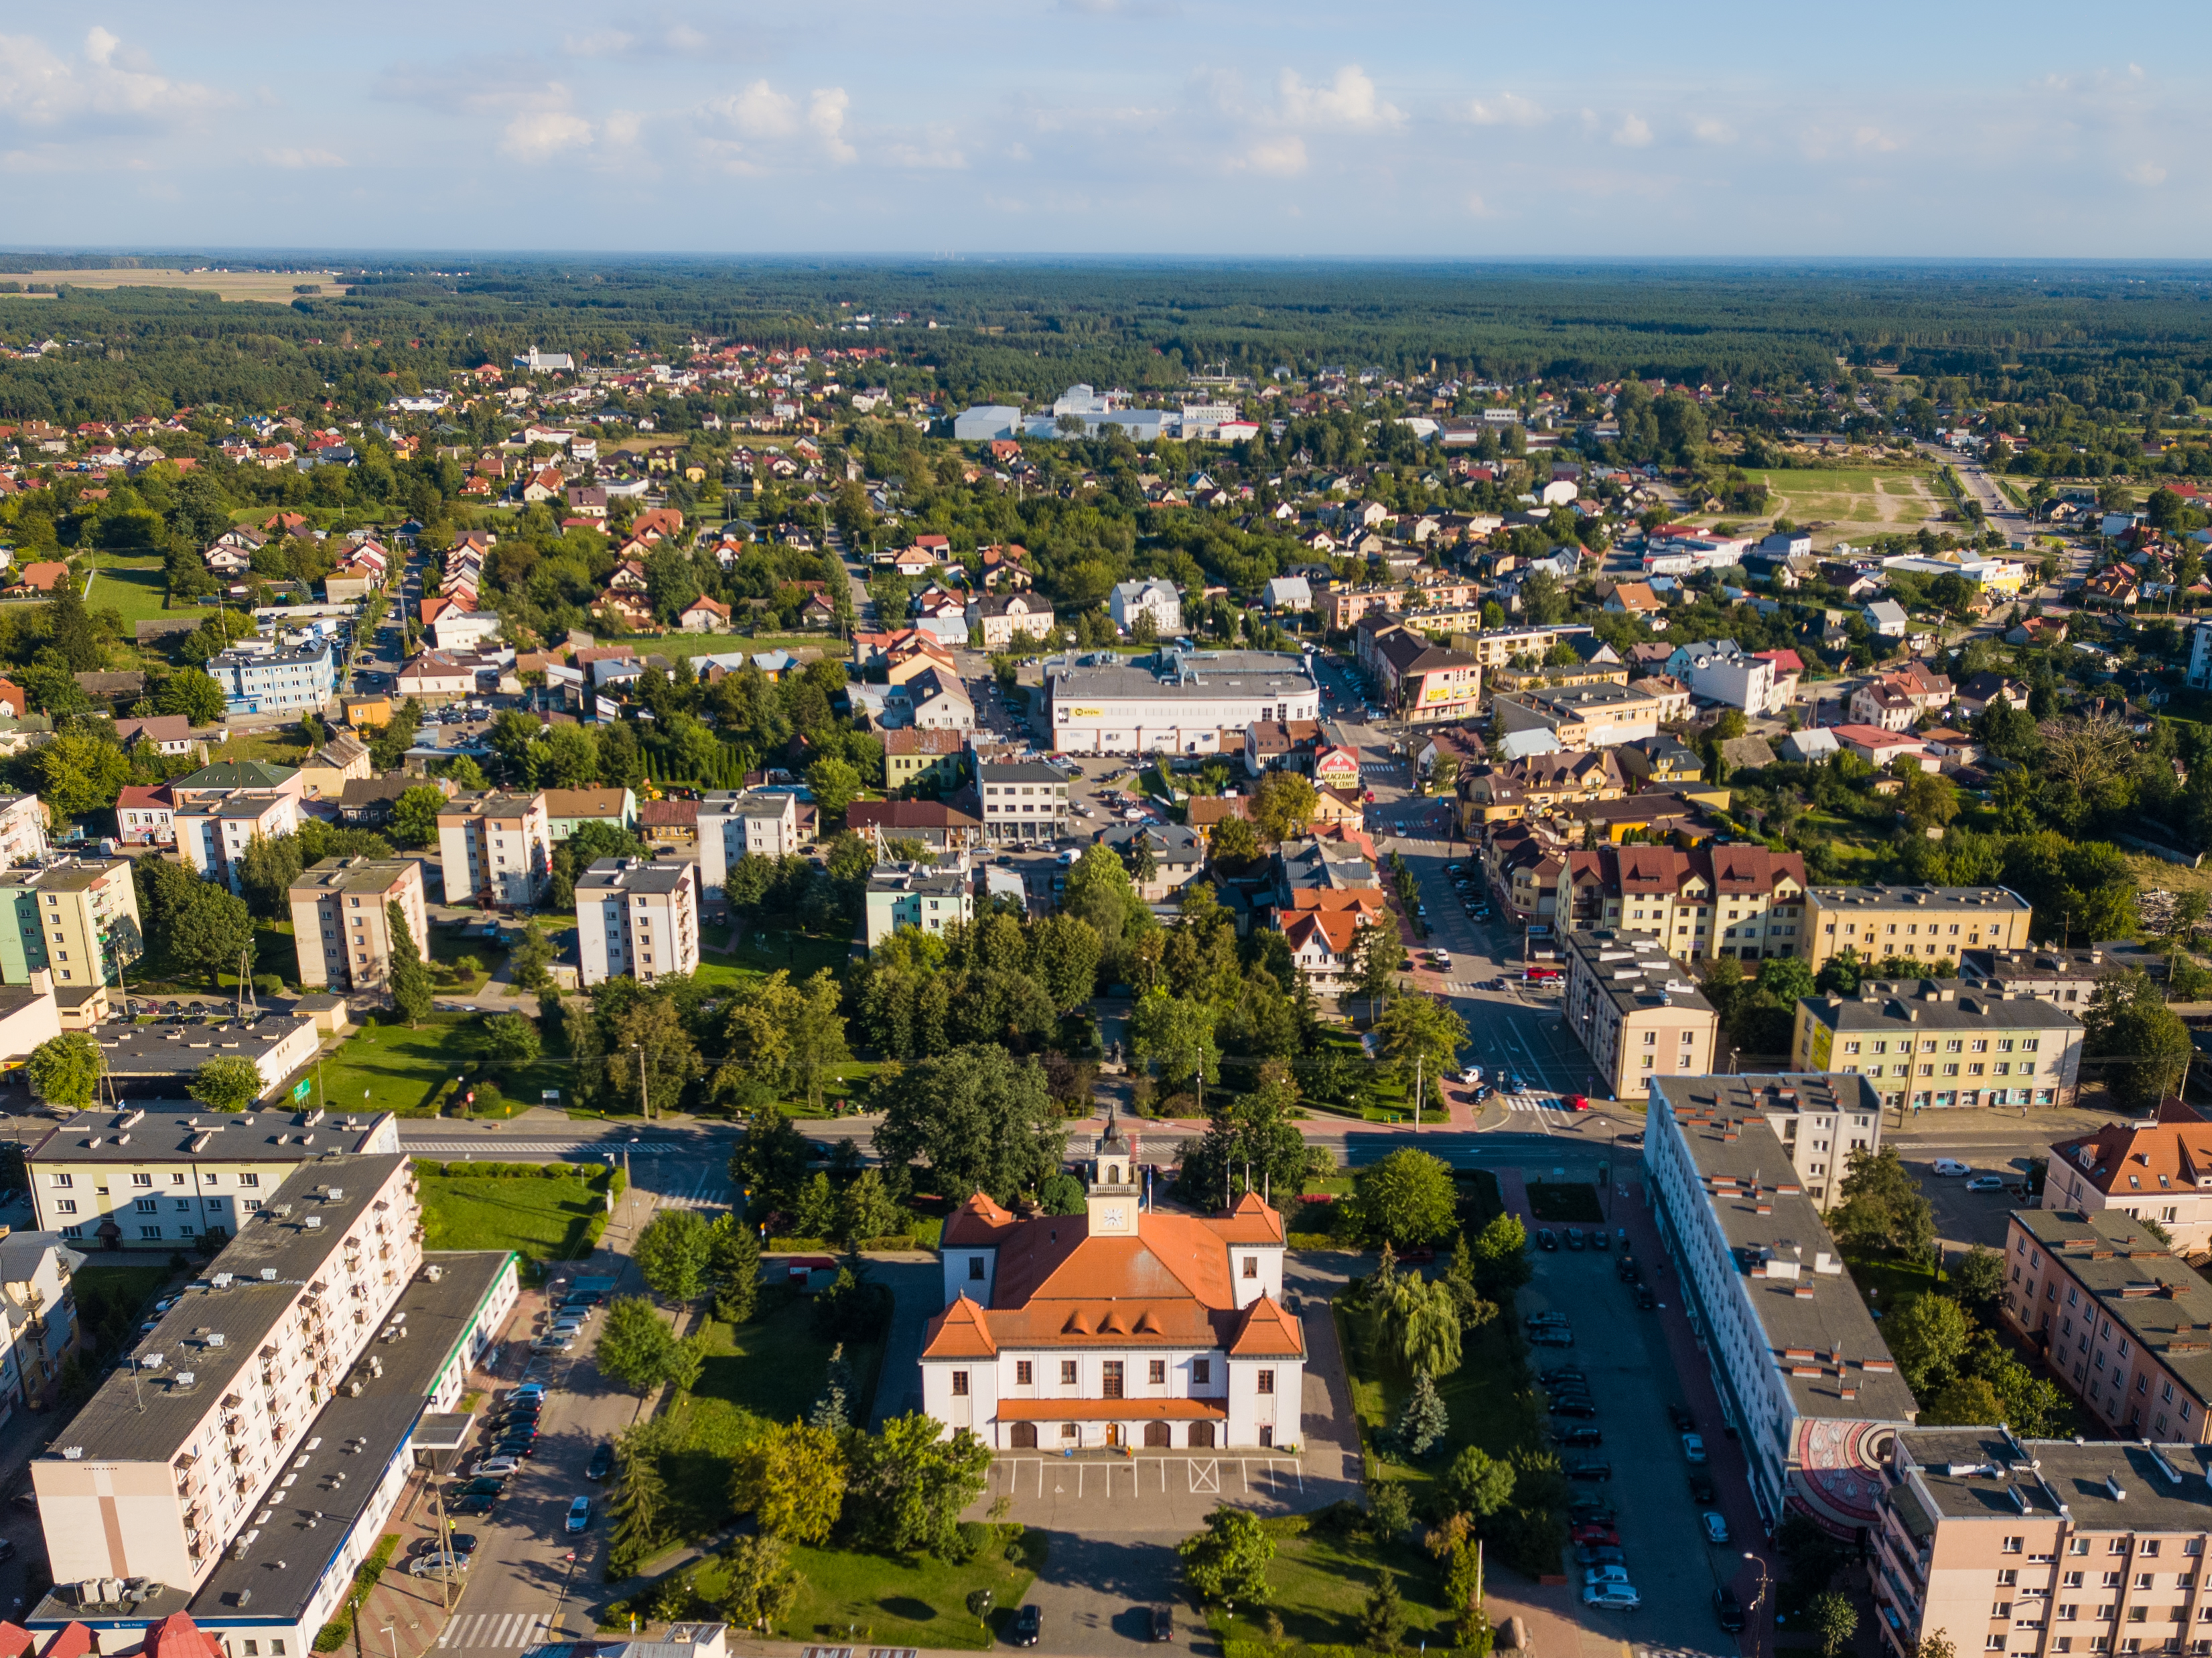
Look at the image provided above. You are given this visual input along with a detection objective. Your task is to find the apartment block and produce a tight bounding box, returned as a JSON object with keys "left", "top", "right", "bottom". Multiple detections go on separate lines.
{"left": 0, "top": 857, "right": 145, "bottom": 991}
{"left": 27, "top": 1105, "right": 400, "bottom": 1246}
{"left": 286, "top": 857, "right": 429, "bottom": 991}
{"left": 1562, "top": 931, "right": 1718, "bottom": 1099}
{"left": 0, "top": 791, "right": 50, "bottom": 866}
{"left": 1961, "top": 944, "right": 2165, "bottom": 1011}
{"left": 977, "top": 761, "right": 1070, "bottom": 843}
{"left": 865, "top": 860, "right": 975, "bottom": 950}
{"left": 2043, "top": 1101, "right": 2212, "bottom": 1253}
{"left": 1791, "top": 979, "right": 2085, "bottom": 1111}
{"left": 576, "top": 857, "right": 700, "bottom": 986}
{"left": 1804, "top": 884, "right": 2034, "bottom": 970}
{"left": 0, "top": 1229, "right": 84, "bottom": 1409}
{"left": 436, "top": 790, "right": 551, "bottom": 908}
{"left": 697, "top": 790, "right": 803, "bottom": 906}
{"left": 1643, "top": 1073, "right": 1906, "bottom": 1531}
{"left": 206, "top": 633, "right": 337, "bottom": 715}
{"left": 23, "top": 1156, "right": 514, "bottom": 1658}
{"left": 1491, "top": 681, "right": 1670, "bottom": 750}
{"left": 2003, "top": 1206, "right": 2212, "bottom": 1442}
{"left": 1562, "top": 843, "right": 1808, "bottom": 961}
{"left": 176, "top": 792, "right": 303, "bottom": 895}
{"left": 1870, "top": 1430, "right": 2212, "bottom": 1658}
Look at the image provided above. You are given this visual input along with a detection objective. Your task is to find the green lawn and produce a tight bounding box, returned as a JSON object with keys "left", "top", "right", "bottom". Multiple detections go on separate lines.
{"left": 426, "top": 921, "right": 508, "bottom": 994}
{"left": 1211, "top": 1522, "right": 1455, "bottom": 1652}
{"left": 415, "top": 1168, "right": 606, "bottom": 1263}
{"left": 210, "top": 730, "right": 313, "bottom": 768}
{"left": 619, "top": 1529, "right": 1042, "bottom": 1649}
{"left": 314, "top": 1011, "right": 564, "bottom": 1117}
{"left": 1748, "top": 467, "right": 1937, "bottom": 531}
{"left": 699, "top": 928, "right": 851, "bottom": 989}
{"left": 1842, "top": 1246, "right": 1946, "bottom": 1321}
{"left": 85, "top": 552, "right": 174, "bottom": 622}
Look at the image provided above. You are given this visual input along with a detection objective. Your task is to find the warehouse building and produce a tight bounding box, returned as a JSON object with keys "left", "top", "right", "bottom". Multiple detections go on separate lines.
{"left": 1044, "top": 649, "right": 1321, "bottom": 756}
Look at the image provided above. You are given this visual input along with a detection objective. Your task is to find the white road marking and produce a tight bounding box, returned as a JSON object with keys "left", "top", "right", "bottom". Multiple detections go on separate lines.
{"left": 437, "top": 1612, "right": 553, "bottom": 1651}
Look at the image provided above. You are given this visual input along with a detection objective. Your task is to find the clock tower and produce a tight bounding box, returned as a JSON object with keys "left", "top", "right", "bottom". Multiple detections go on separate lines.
{"left": 1087, "top": 1107, "right": 1138, "bottom": 1235}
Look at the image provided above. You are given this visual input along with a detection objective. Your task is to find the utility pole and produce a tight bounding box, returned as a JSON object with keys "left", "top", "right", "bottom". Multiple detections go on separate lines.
{"left": 635, "top": 1043, "right": 649, "bottom": 1121}
{"left": 1414, "top": 1055, "right": 1422, "bottom": 1127}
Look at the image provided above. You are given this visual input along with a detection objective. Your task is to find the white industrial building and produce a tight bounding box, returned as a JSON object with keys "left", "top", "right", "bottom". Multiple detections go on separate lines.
{"left": 1044, "top": 649, "right": 1320, "bottom": 756}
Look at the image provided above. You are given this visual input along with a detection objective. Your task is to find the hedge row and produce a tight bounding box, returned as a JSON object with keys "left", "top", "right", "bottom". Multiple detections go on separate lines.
{"left": 310, "top": 1533, "right": 399, "bottom": 1652}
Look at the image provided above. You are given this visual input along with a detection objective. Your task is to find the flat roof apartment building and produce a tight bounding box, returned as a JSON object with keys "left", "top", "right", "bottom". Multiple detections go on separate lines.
{"left": 576, "top": 857, "right": 700, "bottom": 987}
{"left": 2002, "top": 1206, "right": 2212, "bottom": 1442}
{"left": 1644, "top": 1074, "right": 1906, "bottom": 1533}
{"left": 865, "top": 860, "right": 975, "bottom": 950}
{"left": 1492, "top": 681, "right": 1670, "bottom": 750}
{"left": 1804, "top": 885, "right": 2035, "bottom": 971}
{"left": 26, "top": 1105, "right": 400, "bottom": 1247}
{"left": 1869, "top": 1429, "right": 2212, "bottom": 1658}
{"left": 1044, "top": 650, "right": 1320, "bottom": 756}
{"left": 977, "top": 761, "right": 1070, "bottom": 843}
{"left": 1791, "top": 978, "right": 2085, "bottom": 1111}
{"left": 285, "top": 857, "right": 428, "bottom": 992}
{"left": 697, "top": 790, "right": 803, "bottom": 905}
{"left": 177, "top": 792, "right": 303, "bottom": 896}
{"left": 1562, "top": 931, "right": 1718, "bottom": 1099}
{"left": 436, "top": 790, "right": 551, "bottom": 909}
{"left": 24, "top": 1156, "right": 514, "bottom": 1658}
{"left": 0, "top": 857, "right": 143, "bottom": 990}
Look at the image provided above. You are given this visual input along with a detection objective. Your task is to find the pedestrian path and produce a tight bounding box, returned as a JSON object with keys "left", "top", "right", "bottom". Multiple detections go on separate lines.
{"left": 405, "top": 1141, "right": 691, "bottom": 1155}
{"left": 437, "top": 1611, "right": 555, "bottom": 1650}
{"left": 1499, "top": 1090, "right": 1574, "bottom": 1125}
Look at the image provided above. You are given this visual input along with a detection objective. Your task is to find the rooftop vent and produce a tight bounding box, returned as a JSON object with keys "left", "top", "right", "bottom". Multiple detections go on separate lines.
{"left": 2107, "top": 1474, "right": 2128, "bottom": 1501}
{"left": 304, "top": 1217, "right": 322, "bottom": 1230}
{"left": 61, "top": 1446, "right": 84, "bottom": 1461}
{"left": 261, "top": 1268, "right": 277, "bottom": 1282}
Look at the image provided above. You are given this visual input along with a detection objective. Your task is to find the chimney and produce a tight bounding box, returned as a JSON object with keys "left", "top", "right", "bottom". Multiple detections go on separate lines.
{"left": 28, "top": 968, "right": 51, "bottom": 996}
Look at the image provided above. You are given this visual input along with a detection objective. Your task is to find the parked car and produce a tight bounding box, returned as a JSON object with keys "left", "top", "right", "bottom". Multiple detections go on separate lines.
{"left": 1549, "top": 1399, "right": 1598, "bottom": 1420}
{"left": 1012, "top": 1606, "right": 1043, "bottom": 1647}
{"left": 1689, "top": 1474, "right": 1717, "bottom": 1505}
{"left": 452, "top": 1495, "right": 496, "bottom": 1517}
{"left": 1583, "top": 1564, "right": 1631, "bottom": 1587}
{"left": 1556, "top": 1426, "right": 1603, "bottom": 1448}
{"left": 1529, "top": 1328, "right": 1574, "bottom": 1346}
{"left": 409, "top": 1553, "right": 468, "bottom": 1580}
{"left": 1570, "top": 1505, "right": 1617, "bottom": 1529}
{"left": 1541, "top": 1366, "right": 1586, "bottom": 1385}
{"left": 1536, "top": 1228, "right": 1558, "bottom": 1251}
{"left": 1932, "top": 1158, "right": 1972, "bottom": 1176}
{"left": 1572, "top": 1525, "right": 1620, "bottom": 1547}
{"left": 587, "top": 1444, "right": 615, "bottom": 1481}
{"left": 1583, "top": 1586, "right": 1642, "bottom": 1611}
{"left": 510, "top": 1383, "right": 547, "bottom": 1402}
{"left": 1590, "top": 1227, "right": 1609, "bottom": 1250}
{"left": 1616, "top": 1258, "right": 1641, "bottom": 1282}
{"left": 1634, "top": 1286, "right": 1657, "bottom": 1310}
{"left": 565, "top": 1497, "right": 593, "bottom": 1534}
{"left": 472, "top": 1456, "right": 522, "bottom": 1478}
{"left": 1564, "top": 1095, "right": 1591, "bottom": 1112}
{"left": 1965, "top": 1175, "right": 2007, "bottom": 1192}
{"left": 1666, "top": 1404, "right": 1696, "bottom": 1431}
{"left": 1681, "top": 1434, "right": 1708, "bottom": 1464}
{"left": 1565, "top": 1229, "right": 1586, "bottom": 1251}
{"left": 1578, "top": 1544, "right": 1627, "bottom": 1570}
{"left": 530, "top": 1336, "right": 573, "bottom": 1355}
{"left": 1568, "top": 1460, "right": 1612, "bottom": 1482}
{"left": 1715, "top": 1588, "right": 1746, "bottom": 1632}
{"left": 1702, "top": 1511, "right": 1731, "bottom": 1544}
{"left": 1150, "top": 1607, "right": 1174, "bottom": 1643}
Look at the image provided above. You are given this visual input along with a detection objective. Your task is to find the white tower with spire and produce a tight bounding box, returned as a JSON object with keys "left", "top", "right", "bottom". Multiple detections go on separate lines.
{"left": 1087, "top": 1105, "right": 1138, "bottom": 1235}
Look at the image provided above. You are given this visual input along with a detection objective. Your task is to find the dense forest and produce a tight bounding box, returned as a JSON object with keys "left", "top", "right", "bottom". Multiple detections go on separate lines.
{"left": 9, "top": 260, "right": 2212, "bottom": 424}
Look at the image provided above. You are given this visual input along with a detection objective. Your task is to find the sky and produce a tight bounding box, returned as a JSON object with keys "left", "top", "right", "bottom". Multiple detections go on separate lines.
{"left": 1, "top": 0, "right": 2207, "bottom": 258}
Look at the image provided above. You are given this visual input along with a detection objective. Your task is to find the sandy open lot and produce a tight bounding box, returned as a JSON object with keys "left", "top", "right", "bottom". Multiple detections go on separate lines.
{"left": 0, "top": 267, "right": 349, "bottom": 303}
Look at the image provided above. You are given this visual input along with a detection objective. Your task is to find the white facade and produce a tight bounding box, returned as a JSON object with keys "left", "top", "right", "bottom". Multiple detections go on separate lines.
{"left": 576, "top": 858, "right": 700, "bottom": 986}
{"left": 0, "top": 1230, "right": 84, "bottom": 1410}
{"left": 1109, "top": 579, "right": 1182, "bottom": 636}
{"left": 429, "top": 609, "right": 503, "bottom": 652}
{"left": 1666, "top": 640, "right": 1782, "bottom": 715}
{"left": 1044, "top": 652, "right": 1321, "bottom": 756}
{"left": 176, "top": 792, "right": 303, "bottom": 894}
{"left": 920, "top": 1120, "right": 1304, "bottom": 1452}
{"left": 436, "top": 791, "right": 551, "bottom": 909}
{"left": 697, "top": 792, "right": 801, "bottom": 904}
{"left": 0, "top": 792, "right": 48, "bottom": 865}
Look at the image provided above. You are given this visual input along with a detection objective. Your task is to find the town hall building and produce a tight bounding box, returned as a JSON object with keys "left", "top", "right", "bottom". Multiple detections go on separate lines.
{"left": 918, "top": 1114, "right": 1305, "bottom": 1451}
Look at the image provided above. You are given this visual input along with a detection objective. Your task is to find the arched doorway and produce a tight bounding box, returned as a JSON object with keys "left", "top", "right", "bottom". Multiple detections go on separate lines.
{"left": 1010, "top": 1423, "right": 1038, "bottom": 1449}
{"left": 1188, "top": 1421, "right": 1215, "bottom": 1448}
{"left": 1144, "top": 1422, "right": 1172, "bottom": 1448}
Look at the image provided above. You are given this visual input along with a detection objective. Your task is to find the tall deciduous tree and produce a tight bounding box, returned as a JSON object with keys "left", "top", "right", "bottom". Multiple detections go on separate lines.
{"left": 389, "top": 786, "right": 447, "bottom": 849}
{"left": 635, "top": 1208, "right": 712, "bottom": 1303}
{"left": 596, "top": 1296, "right": 680, "bottom": 1392}
{"left": 189, "top": 1054, "right": 266, "bottom": 1112}
{"left": 872, "top": 1045, "right": 1065, "bottom": 1203}
{"left": 25, "top": 1032, "right": 101, "bottom": 1111}
{"left": 1353, "top": 922, "right": 1405, "bottom": 1020}
{"left": 1131, "top": 988, "right": 1220, "bottom": 1092}
{"left": 1830, "top": 1145, "right": 1937, "bottom": 1259}
{"left": 1349, "top": 1148, "right": 1456, "bottom": 1247}
{"left": 2084, "top": 969, "right": 2193, "bottom": 1111}
{"left": 728, "top": 1420, "right": 847, "bottom": 1543}
{"left": 1178, "top": 1505, "right": 1275, "bottom": 1605}
{"left": 843, "top": 1413, "right": 994, "bottom": 1559}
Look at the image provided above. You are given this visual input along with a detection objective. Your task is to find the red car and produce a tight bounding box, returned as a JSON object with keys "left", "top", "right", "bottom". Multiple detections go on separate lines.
{"left": 1565, "top": 1095, "right": 1591, "bottom": 1112}
{"left": 1572, "top": 1525, "right": 1620, "bottom": 1547}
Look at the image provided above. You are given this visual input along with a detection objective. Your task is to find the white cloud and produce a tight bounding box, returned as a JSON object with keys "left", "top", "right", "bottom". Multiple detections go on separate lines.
{"left": 1277, "top": 65, "right": 1400, "bottom": 131}
{"left": 1465, "top": 92, "right": 1545, "bottom": 127}
{"left": 263, "top": 146, "right": 345, "bottom": 168}
{"left": 1854, "top": 125, "right": 1902, "bottom": 152}
{"left": 1233, "top": 134, "right": 1307, "bottom": 176}
{"left": 665, "top": 25, "right": 707, "bottom": 52}
{"left": 1692, "top": 117, "right": 1735, "bottom": 145}
{"left": 889, "top": 125, "right": 966, "bottom": 169}
{"left": 0, "top": 25, "right": 228, "bottom": 133}
{"left": 1612, "top": 113, "right": 1651, "bottom": 147}
{"left": 2126, "top": 160, "right": 2167, "bottom": 187}
{"left": 500, "top": 108, "right": 592, "bottom": 162}
{"left": 715, "top": 79, "right": 797, "bottom": 137}
{"left": 809, "top": 87, "right": 853, "bottom": 162}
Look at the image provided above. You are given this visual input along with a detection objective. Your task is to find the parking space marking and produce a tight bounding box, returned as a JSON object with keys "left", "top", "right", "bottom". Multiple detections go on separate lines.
{"left": 982, "top": 1453, "right": 1303, "bottom": 1501}
{"left": 1190, "top": 1458, "right": 1219, "bottom": 1494}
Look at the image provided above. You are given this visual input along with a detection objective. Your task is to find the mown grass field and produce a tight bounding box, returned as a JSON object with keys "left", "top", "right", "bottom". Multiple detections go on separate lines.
{"left": 414, "top": 1167, "right": 606, "bottom": 1263}
{"left": 314, "top": 1010, "right": 565, "bottom": 1117}
{"left": 85, "top": 552, "right": 175, "bottom": 622}
{"left": 1749, "top": 467, "right": 1938, "bottom": 532}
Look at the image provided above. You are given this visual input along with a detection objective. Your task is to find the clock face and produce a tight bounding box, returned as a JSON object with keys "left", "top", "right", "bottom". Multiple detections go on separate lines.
{"left": 1102, "top": 1206, "right": 1127, "bottom": 1228}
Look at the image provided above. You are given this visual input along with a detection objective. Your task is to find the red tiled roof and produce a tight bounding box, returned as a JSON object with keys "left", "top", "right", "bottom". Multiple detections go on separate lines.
{"left": 1228, "top": 1295, "right": 1304, "bottom": 1357}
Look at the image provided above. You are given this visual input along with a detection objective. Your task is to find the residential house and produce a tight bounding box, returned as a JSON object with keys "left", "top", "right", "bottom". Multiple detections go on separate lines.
{"left": 115, "top": 784, "right": 176, "bottom": 846}
{"left": 1101, "top": 822, "right": 1204, "bottom": 902}
{"left": 435, "top": 791, "right": 553, "bottom": 908}
{"left": 176, "top": 792, "right": 302, "bottom": 895}
{"left": 1108, "top": 579, "right": 1182, "bottom": 637}
{"left": 540, "top": 787, "right": 639, "bottom": 841}
{"left": 965, "top": 593, "right": 1057, "bottom": 651}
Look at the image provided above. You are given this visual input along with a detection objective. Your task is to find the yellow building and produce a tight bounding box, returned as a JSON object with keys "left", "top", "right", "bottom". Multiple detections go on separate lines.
{"left": 1803, "top": 884, "right": 2034, "bottom": 970}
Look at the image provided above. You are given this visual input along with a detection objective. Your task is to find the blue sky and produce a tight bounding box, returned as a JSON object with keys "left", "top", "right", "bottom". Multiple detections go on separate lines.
{"left": 0, "top": 0, "right": 2203, "bottom": 256}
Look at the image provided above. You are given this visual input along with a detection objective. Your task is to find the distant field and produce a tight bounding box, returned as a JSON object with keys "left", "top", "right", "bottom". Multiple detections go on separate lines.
{"left": 1751, "top": 468, "right": 1939, "bottom": 535}
{"left": 0, "top": 268, "right": 347, "bottom": 303}
{"left": 85, "top": 553, "right": 173, "bottom": 622}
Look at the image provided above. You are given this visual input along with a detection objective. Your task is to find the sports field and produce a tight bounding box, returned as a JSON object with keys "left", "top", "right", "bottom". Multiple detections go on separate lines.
{"left": 1750, "top": 468, "right": 1940, "bottom": 538}
{"left": 84, "top": 553, "right": 174, "bottom": 622}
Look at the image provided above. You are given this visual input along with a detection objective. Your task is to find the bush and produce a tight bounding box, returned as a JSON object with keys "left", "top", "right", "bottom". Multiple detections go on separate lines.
{"left": 253, "top": 973, "right": 285, "bottom": 996}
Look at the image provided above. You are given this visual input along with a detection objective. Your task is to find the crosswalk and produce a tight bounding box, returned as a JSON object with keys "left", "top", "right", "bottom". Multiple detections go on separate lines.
{"left": 646, "top": 1168, "right": 737, "bottom": 1213}
{"left": 437, "top": 1611, "right": 554, "bottom": 1650}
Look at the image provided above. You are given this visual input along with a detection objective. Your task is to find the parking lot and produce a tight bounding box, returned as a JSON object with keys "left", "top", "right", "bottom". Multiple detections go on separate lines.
{"left": 1521, "top": 1227, "right": 1746, "bottom": 1655}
